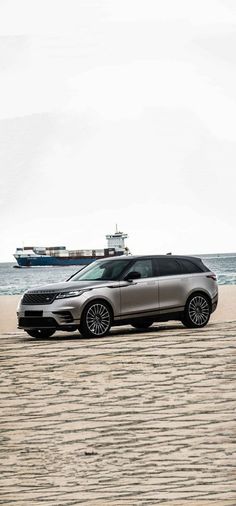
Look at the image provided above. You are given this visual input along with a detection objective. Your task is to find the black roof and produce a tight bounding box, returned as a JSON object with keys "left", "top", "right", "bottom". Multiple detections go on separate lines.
{"left": 102, "top": 254, "right": 202, "bottom": 261}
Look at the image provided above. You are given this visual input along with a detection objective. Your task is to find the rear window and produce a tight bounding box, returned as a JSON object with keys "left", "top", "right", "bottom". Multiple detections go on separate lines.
{"left": 198, "top": 260, "right": 210, "bottom": 272}
{"left": 178, "top": 258, "right": 202, "bottom": 274}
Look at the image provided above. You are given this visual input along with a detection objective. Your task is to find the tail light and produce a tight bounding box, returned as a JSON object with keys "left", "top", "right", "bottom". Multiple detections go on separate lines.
{"left": 206, "top": 273, "right": 217, "bottom": 281}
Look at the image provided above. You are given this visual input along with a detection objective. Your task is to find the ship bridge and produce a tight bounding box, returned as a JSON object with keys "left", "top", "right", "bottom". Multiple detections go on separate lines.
{"left": 106, "top": 228, "right": 128, "bottom": 251}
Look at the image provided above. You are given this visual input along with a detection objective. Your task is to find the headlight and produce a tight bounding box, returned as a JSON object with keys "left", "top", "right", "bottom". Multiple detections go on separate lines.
{"left": 55, "top": 290, "right": 83, "bottom": 299}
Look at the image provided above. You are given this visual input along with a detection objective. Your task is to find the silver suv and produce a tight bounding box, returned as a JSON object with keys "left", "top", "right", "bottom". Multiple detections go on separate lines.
{"left": 17, "top": 255, "right": 218, "bottom": 338}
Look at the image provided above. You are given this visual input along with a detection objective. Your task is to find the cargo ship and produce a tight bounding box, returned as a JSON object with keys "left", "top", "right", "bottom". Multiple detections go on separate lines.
{"left": 14, "top": 229, "right": 129, "bottom": 267}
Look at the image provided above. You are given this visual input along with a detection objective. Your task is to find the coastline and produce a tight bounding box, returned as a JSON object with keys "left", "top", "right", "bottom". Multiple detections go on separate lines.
{"left": 0, "top": 285, "right": 236, "bottom": 334}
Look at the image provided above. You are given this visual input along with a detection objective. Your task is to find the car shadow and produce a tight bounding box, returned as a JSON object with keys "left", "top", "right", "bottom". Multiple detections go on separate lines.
{"left": 20, "top": 322, "right": 185, "bottom": 342}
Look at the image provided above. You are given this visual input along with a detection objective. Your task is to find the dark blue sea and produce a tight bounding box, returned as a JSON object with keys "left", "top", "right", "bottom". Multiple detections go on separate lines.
{"left": 0, "top": 254, "right": 235, "bottom": 295}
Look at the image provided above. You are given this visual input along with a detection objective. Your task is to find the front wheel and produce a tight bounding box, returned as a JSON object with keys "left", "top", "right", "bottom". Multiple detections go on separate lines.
{"left": 80, "top": 301, "right": 112, "bottom": 338}
{"left": 182, "top": 294, "right": 211, "bottom": 328}
{"left": 25, "top": 329, "right": 55, "bottom": 338}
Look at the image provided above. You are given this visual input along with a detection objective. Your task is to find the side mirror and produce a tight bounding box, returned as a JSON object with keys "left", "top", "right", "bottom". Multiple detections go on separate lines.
{"left": 124, "top": 271, "right": 141, "bottom": 281}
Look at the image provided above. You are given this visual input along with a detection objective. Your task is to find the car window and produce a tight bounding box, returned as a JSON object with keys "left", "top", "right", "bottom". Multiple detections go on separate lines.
{"left": 125, "top": 259, "right": 153, "bottom": 278}
{"left": 70, "top": 259, "right": 131, "bottom": 281}
{"left": 178, "top": 259, "right": 202, "bottom": 274}
{"left": 155, "top": 258, "right": 182, "bottom": 276}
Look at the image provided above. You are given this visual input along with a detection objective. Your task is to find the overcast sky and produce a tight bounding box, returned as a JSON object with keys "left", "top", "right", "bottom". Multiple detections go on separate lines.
{"left": 0, "top": 0, "right": 236, "bottom": 262}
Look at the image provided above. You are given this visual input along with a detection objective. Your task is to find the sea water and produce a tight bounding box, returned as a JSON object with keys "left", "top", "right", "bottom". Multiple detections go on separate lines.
{"left": 0, "top": 264, "right": 82, "bottom": 295}
{"left": 0, "top": 254, "right": 235, "bottom": 295}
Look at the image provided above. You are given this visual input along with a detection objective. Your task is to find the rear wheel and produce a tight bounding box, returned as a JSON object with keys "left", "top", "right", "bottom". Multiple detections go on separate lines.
{"left": 182, "top": 294, "right": 211, "bottom": 328}
{"left": 25, "top": 329, "right": 55, "bottom": 338}
{"left": 131, "top": 319, "right": 153, "bottom": 329}
{"left": 80, "top": 301, "right": 112, "bottom": 338}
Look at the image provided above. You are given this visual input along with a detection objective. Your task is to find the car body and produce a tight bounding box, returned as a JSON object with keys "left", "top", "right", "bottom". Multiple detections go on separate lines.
{"left": 17, "top": 255, "right": 218, "bottom": 338}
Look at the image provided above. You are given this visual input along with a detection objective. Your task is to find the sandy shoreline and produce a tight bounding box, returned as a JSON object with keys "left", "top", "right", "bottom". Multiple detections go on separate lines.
{"left": 0, "top": 285, "right": 235, "bottom": 334}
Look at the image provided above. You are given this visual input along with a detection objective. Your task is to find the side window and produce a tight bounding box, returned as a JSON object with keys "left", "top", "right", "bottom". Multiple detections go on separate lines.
{"left": 156, "top": 258, "right": 182, "bottom": 276}
{"left": 126, "top": 259, "right": 153, "bottom": 278}
{"left": 178, "top": 259, "right": 202, "bottom": 274}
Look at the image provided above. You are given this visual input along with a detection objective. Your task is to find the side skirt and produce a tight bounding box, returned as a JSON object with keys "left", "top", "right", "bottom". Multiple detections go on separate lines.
{"left": 114, "top": 311, "right": 184, "bottom": 326}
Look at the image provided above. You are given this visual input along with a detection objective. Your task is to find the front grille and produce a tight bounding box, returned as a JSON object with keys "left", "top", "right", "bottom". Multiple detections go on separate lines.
{"left": 19, "top": 317, "right": 58, "bottom": 328}
{"left": 22, "top": 292, "right": 58, "bottom": 305}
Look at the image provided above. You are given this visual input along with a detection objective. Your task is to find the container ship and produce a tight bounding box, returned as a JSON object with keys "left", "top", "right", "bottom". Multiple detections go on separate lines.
{"left": 14, "top": 229, "right": 129, "bottom": 267}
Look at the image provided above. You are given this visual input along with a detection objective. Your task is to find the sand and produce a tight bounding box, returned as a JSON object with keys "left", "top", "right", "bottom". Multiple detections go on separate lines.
{"left": 1, "top": 286, "right": 236, "bottom": 505}
{"left": 0, "top": 285, "right": 235, "bottom": 334}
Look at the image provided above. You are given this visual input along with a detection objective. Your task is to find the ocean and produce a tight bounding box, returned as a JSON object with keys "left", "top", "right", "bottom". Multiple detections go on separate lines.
{"left": 0, "top": 254, "right": 235, "bottom": 295}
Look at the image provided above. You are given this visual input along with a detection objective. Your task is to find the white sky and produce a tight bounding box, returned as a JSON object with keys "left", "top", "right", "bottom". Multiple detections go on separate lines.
{"left": 0, "top": 0, "right": 236, "bottom": 261}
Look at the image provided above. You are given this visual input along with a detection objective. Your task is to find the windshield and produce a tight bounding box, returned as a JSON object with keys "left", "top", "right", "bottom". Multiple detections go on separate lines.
{"left": 69, "top": 259, "right": 132, "bottom": 281}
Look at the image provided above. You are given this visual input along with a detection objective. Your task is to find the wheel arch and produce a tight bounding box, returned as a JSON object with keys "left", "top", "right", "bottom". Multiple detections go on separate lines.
{"left": 80, "top": 297, "right": 115, "bottom": 322}
{"left": 185, "top": 289, "right": 212, "bottom": 311}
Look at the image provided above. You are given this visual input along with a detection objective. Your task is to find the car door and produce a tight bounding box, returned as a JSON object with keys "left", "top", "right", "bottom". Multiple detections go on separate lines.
{"left": 153, "top": 257, "right": 186, "bottom": 314}
{"left": 119, "top": 258, "right": 158, "bottom": 319}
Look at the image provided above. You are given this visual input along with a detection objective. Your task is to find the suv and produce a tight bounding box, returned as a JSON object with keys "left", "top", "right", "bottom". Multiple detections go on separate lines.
{"left": 17, "top": 255, "right": 218, "bottom": 338}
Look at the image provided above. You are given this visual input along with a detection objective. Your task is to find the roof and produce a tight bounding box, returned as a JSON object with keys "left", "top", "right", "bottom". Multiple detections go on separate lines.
{"left": 101, "top": 254, "right": 202, "bottom": 261}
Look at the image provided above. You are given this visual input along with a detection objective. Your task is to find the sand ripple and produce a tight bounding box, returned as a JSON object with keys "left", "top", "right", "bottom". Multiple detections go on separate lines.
{"left": 1, "top": 322, "right": 236, "bottom": 505}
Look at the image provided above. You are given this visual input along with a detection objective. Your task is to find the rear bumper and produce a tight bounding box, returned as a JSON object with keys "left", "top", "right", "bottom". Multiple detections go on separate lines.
{"left": 211, "top": 293, "right": 218, "bottom": 313}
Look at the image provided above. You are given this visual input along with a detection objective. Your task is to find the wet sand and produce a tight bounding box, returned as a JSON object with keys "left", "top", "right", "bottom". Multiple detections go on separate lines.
{"left": 0, "top": 287, "right": 236, "bottom": 505}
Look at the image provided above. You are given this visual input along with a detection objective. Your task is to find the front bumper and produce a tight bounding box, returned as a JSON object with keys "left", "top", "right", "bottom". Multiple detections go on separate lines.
{"left": 17, "top": 299, "right": 83, "bottom": 331}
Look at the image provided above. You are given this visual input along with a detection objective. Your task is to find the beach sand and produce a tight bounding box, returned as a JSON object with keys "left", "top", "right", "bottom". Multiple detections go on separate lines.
{"left": 1, "top": 286, "right": 236, "bottom": 505}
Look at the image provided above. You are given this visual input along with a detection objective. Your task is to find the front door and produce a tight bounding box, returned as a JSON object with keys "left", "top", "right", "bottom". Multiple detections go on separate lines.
{"left": 119, "top": 258, "right": 158, "bottom": 319}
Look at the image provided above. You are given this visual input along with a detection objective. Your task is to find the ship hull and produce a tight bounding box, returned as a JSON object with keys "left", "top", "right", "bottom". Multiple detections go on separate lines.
{"left": 15, "top": 256, "right": 100, "bottom": 267}
{"left": 14, "top": 229, "right": 128, "bottom": 267}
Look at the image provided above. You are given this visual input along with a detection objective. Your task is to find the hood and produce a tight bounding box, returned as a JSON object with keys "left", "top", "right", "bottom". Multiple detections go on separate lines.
{"left": 26, "top": 279, "right": 118, "bottom": 294}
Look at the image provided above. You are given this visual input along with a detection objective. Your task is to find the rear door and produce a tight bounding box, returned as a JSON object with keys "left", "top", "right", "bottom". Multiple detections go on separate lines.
{"left": 153, "top": 258, "right": 186, "bottom": 314}
{"left": 119, "top": 258, "right": 158, "bottom": 319}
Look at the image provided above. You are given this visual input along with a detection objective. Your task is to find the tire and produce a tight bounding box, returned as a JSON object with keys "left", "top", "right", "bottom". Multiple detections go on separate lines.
{"left": 80, "top": 301, "right": 112, "bottom": 338}
{"left": 131, "top": 319, "right": 153, "bottom": 329}
{"left": 182, "top": 293, "right": 211, "bottom": 328}
{"left": 25, "top": 329, "right": 56, "bottom": 338}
